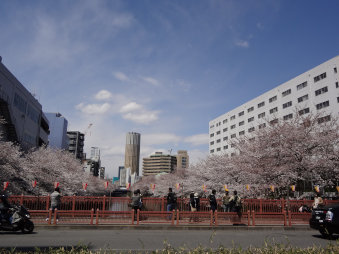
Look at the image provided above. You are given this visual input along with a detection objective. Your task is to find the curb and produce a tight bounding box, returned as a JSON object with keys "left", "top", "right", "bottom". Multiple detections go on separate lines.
{"left": 34, "top": 224, "right": 311, "bottom": 231}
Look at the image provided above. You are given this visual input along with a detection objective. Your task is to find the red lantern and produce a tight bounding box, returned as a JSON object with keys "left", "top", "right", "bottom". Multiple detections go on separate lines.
{"left": 3, "top": 182, "right": 9, "bottom": 190}
{"left": 104, "top": 181, "right": 109, "bottom": 189}
{"left": 32, "top": 180, "right": 37, "bottom": 188}
{"left": 54, "top": 182, "right": 60, "bottom": 188}
{"left": 82, "top": 183, "right": 88, "bottom": 191}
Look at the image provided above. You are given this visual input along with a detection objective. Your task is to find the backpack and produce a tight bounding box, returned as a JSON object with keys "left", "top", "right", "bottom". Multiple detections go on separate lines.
{"left": 167, "top": 193, "right": 177, "bottom": 204}
{"left": 208, "top": 194, "right": 217, "bottom": 206}
{"left": 132, "top": 196, "right": 141, "bottom": 208}
{"left": 234, "top": 195, "right": 242, "bottom": 208}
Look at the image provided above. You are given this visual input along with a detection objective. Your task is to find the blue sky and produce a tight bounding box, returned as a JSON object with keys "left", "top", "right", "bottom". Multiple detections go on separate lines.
{"left": 1, "top": 0, "right": 339, "bottom": 178}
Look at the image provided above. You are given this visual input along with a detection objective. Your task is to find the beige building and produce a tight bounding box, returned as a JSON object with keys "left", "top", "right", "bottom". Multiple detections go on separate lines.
{"left": 143, "top": 152, "right": 177, "bottom": 176}
{"left": 176, "top": 150, "right": 189, "bottom": 169}
{"left": 124, "top": 132, "right": 141, "bottom": 176}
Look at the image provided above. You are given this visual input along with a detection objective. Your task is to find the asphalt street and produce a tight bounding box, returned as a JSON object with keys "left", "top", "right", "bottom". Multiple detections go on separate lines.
{"left": 0, "top": 228, "right": 337, "bottom": 251}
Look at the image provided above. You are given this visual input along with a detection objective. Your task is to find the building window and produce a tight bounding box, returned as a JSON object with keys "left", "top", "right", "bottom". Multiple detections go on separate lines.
{"left": 314, "top": 72, "right": 326, "bottom": 82}
{"left": 223, "top": 136, "right": 228, "bottom": 141}
{"left": 297, "top": 81, "right": 307, "bottom": 90}
{"left": 223, "top": 119, "right": 227, "bottom": 124}
{"left": 283, "top": 113, "right": 293, "bottom": 120}
{"left": 315, "top": 86, "right": 328, "bottom": 96}
{"left": 239, "top": 131, "right": 245, "bottom": 136}
{"left": 282, "top": 89, "right": 291, "bottom": 97}
{"left": 283, "top": 101, "right": 292, "bottom": 109}
{"left": 210, "top": 133, "right": 214, "bottom": 138}
{"left": 336, "top": 82, "right": 339, "bottom": 88}
{"left": 231, "top": 124, "right": 236, "bottom": 129}
{"left": 338, "top": 97, "right": 339, "bottom": 103}
{"left": 248, "top": 127, "right": 255, "bottom": 133}
{"left": 258, "top": 123, "right": 266, "bottom": 129}
{"left": 231, "top": 144, "right": 235, "bottom": 148}
{"left": 269, "top": 107, "right": 278, "bottom": 114}
{"left": 223, "top": 145, "right": 228, "bottom": 150}
{"left": 238, "top": 111, "right": 244, "bottom": 117}
{"left": 248, "top": 117, "right": 254, "bottom": 123}
{"left": 270, "top": 119, "right": 278, "bottom": 125}
{"left": 223, "top": 128, "right": 228, "bottom": 132}
{"left": 210, "top": 141, "right": 214, "bottom": 145}
{"left": 299, "top": 108, "right": 310, "bottom": 115}
{"left": 239, "top": 121, "right": 244, "bottom": 126}
{"left": 334, "top": 67, "right": 337, "bottom": 73}
{"left": 210, "top": 149, "right": 214, "bottom": 153}
{"left": 316, "top": 100, "right": 329, "bottom": 110}
{"left": 258, "top": 101, "right": 265, "bottom": 108}
{"left": 210, "top": 125, "right": 214, "bottom": 129}
{"left": 269, "top": 95, "right": 277, "bottom": 103}
{"left": 217, "top": 147, "right": 221, "bottom": 152}
{"left": 298, "top": 94, "right": 309, "bottom": 103}
{"left": 230, "top": 115, "right": 236, "bottom": 120}
{"left": 216, "top": 131, "right": 221, "bottom": 135}
{"left": 258, "top": 112, "right": 265, "bottom": 119}
{"left": 317, "top": 115, "right": 331, "bottom": 124}
{"left": 247, "top": 106, "right": 254, "bottom": 113}
{"left": 231, "top": 134, "right": 236, "bottom": 138}
{"left": 249, "top": 137, "right": 255, "bottom": 142}
{"left": 14, "top": 93, "right": 27, "bottom": 114}
{"left": 216, "top": 139, "right": 221, "bottom": 143}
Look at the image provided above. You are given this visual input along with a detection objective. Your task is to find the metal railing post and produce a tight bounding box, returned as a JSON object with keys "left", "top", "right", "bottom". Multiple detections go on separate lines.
{"left": 96, "top": 208, "right": 99, "bottom": 225}
{"left": 90, "top": 208, "right": 94, "bottom": 225}
{"left": 247, "top": 210, "right": 251, "bottom": 226}
{"left": 53, "top": 209, "right": 58, "bottom": 225}
{"left": 72, "top": 195, "right": 76, "bottom": 217}
{"left": 137, "top": 209, "right": 140, "bottom": 225}
{"left": 252, "top": 210, "right": 255, "bottom": 226}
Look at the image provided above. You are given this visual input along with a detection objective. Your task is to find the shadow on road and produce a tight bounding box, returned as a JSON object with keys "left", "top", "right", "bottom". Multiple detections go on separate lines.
{"left": 0, "top": 246, "right": 86, "bottom": 252}
{"left": 312, "top": 234, "right": 339, "bottom": 240}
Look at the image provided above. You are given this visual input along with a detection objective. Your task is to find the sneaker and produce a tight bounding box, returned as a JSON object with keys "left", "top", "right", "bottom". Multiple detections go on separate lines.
{"left": 45, "top": 218, "right": 49, "bottom": 221}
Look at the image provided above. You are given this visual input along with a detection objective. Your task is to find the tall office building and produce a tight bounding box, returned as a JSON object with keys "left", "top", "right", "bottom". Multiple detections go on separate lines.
{"left": 0, "top": 56, "right": 49, "bottom": 149}
{"left": 143, "top": 152, "right": 177, "bottom": 176}
{"left": 45, "top": 112, "right": 69, "bottom": 149}
{"left": 176, "top": 150, "right": 189, "bottom": 169}
{"left": 67, "top": 131, "right": 85, "bottom": 160}
{"left": 90, "top": 146, "right": 100, "bottom": 162}
{"left": 124, "top": 132, "right": 141, "bottom": 176}
{"left": 209, "top": 55, "right": 339, "bottom": 156}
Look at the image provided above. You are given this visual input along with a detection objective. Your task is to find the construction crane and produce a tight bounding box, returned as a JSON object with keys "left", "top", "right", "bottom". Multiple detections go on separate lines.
{"left": 84, "top": 123, "right": 93, "bottom": 136}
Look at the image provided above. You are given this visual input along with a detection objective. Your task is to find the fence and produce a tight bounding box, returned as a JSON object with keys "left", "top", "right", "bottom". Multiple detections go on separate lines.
{"left": 9, "top": 195, "right": 338, "bottom": 213}
{"left": 29, "top": 209, "right": 314, "bottom": 226}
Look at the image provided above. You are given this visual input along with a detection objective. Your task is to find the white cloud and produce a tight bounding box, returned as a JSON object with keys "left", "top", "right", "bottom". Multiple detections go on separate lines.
{"left": 142, "top": 76, "right": 159, "bottom": 86}
{"left": 114, "top": 71, "right": 129, "bottom": 82}
{"left": 120, "top": 102, "right": 143, "bottom": 113}
{"left": 76, "top": 102, "right": 111, "bottom": 114}
{"left": 142, "top": 133, "right": 181, "bottom": 146}
{"left": 235, "top": 39, "right": 249, "bottom": 48}
{"left": 184, "top": 133, "right": 209, "bottom": 146}
{"left": 188, "top": 149, "right": 208, "bottom": 166}
{"left": 122, "top": 111, "right": 158, "bottom": 124}
{"left": 95, "top": 90, "right": 112, "bottom": 100}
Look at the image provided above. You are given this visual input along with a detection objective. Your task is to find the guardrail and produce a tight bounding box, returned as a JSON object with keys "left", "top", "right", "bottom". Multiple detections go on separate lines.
{"left": 9, "top": 195, "right": 339, "bottom": 213}
{"left": 30, "top": 209, "right": 313, "bottom": 227}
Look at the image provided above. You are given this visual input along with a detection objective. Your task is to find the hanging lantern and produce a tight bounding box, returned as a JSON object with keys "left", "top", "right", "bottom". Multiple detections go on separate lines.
{"left": 32, "top": 180, "right": 37, "bottom": 188}
{"left": 202, "top": 184, "right": 206, "bottom": 192}
{"left": 223, "top": 185, "right": 228, "bottom": 191}
{"left": 270, "top": 185, "right": 275, "bottom": 192}
{"left": 314, "top": 186, "right": 320, "bottom": 193}
{"left": 104, "top": 181, "right": 109, "bottom": 189}
{"left": 3, "top": 182, "right": 9, "bottom": 190}
{"left": 175, "top": 183, "right": 180, "bottom": 190}
{"left": 126, "top": 183, "right": 131, "bottom": 190}
{"left": 82, "top": 183, "right": 88, "bottom": 191}
{"left": 152, "top": 184, "right": 156, "bottom": 190}
{"left": 290, "top": 185, "right": 296, "bottom": 192}
{"left": 336, "top": 186, "right": 339, "bottom": 192}
{"left": 54, "top": 182, "right": 60, "bottom": 188}
{"left": 246, "top": 184, "right": 250, "bottom": 191}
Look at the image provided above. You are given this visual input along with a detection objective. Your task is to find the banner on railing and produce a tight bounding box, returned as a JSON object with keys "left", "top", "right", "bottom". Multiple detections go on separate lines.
{"left": 150, "top": 184, "right": 156, "bottom": 190}
{"left": 83, "top": 183, "right": 88, "bottom": 191}
{"left": 3, "top": 182, "right": 9, "bottom": 190}
{"left": 175, "top": 183, "right": 180, "bottom": 190}
{"left": 246, "top": 184, "right": 250, "bottom": 191}
{"left": 32, "top": 180, "right": 37, "bottom": 188}
{"left": 54, "top": 182, "right": 60, "bottom": 188}
{"left": 202, "top": 184, "right": 206, "bottom": 192}
{"left": 270, "top": 185, "right": 275, "bottom": 192}
{"left": 290, "top": 185, "right": 295, "bottom": 192}
{"left": 314, "top": 185, "right": 320, "bottom": 193}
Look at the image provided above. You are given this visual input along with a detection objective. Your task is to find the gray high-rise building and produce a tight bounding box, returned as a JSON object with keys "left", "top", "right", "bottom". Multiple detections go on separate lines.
{"left": 45, "top": 112, "right": 69, "bottom": 150}
{"left": 124, "top": 132, "right": 140, "bottom": 176}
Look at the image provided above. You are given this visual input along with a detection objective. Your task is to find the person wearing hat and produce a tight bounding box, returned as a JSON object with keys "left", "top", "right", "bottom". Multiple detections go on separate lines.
{"left": 222, "top": 190, "right": 231, "bottom": 212}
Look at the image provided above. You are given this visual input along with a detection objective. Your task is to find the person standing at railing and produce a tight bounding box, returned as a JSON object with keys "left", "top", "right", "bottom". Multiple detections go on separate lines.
{"left": 166, "top": 188, "right": 177, "bottom": 212}
{"left": 312, "top": 193, "right": 324, "bottom": 209}
{"left": 229, "top": 190, "right": 242, "bottom": 221}
{"left": 222, "top": 190, "right": 231, "bottom": 212}
{"left": 46, "top": 187, "right": 61, "bottom": 221}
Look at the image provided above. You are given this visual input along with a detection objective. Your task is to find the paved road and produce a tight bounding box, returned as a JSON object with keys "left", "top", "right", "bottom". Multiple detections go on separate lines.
{"left": 0, "top": 228, "right": 337, "bottom": 251}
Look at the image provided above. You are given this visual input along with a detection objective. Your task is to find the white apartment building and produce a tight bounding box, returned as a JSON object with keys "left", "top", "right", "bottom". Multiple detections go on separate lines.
{"left": 209, "top": 55, "right": 339, "bottom": 155}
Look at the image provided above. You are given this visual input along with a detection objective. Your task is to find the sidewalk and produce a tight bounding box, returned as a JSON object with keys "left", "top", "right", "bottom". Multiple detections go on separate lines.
{"left": 35, "top": 224, "right": 311, "bottom": 231}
